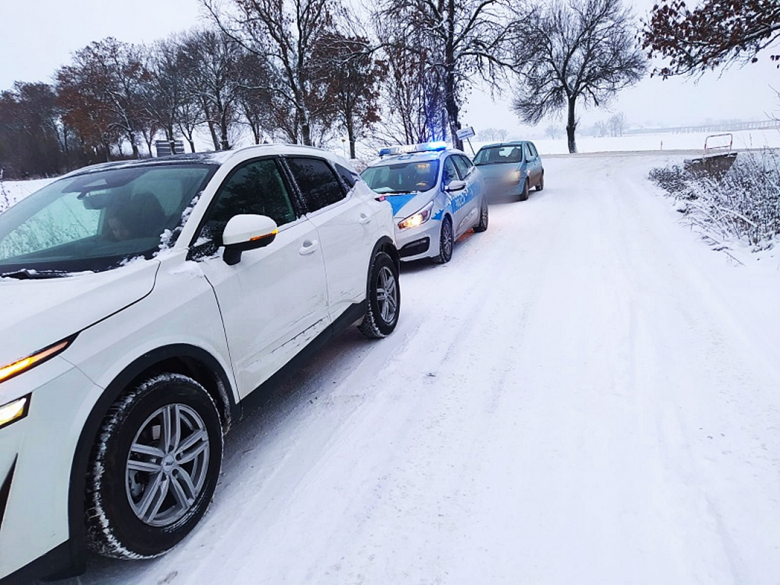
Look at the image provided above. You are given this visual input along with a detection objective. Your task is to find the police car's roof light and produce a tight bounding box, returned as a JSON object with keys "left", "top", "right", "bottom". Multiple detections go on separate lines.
{"left": 378, "top": 141, "right": 449, "bottom": 157}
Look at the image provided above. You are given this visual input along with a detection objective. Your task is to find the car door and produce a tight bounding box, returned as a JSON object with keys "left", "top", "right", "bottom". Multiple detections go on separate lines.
{"left": 442, "top": 155, "right": 470, "bottom": 237}
{"left": 194, "top": 156, "right": 329, "bottom": 398}
{"left": 453, "top": 154, "right": 481, "bottom": 229}
{"left": 284, "top": 156, "right": 376, "bottom": 319}
{"left": 524, "top": 142, "right": 541, "bottom": 187}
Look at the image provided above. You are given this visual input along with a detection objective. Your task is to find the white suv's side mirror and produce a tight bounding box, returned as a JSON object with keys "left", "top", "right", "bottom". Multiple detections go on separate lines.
{"left": 222, "top": 214, "right": 278, "bottom": 266}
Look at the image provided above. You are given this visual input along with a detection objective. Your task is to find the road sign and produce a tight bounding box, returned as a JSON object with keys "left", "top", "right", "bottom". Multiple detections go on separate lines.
{"left": 456, "top": 127, "right": 476, "bottom": 140}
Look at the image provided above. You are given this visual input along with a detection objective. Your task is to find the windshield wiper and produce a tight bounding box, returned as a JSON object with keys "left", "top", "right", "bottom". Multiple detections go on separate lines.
{"left": 0, "top": 268, "right": 70, "bottom": 280}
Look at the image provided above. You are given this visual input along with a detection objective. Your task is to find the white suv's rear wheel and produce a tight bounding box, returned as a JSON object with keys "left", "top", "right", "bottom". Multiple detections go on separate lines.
{"left": 359, "top": 251, "right": 400, "bottom": 338}
{"left": 85, "top": 373, "right": 223, "bottom": 559}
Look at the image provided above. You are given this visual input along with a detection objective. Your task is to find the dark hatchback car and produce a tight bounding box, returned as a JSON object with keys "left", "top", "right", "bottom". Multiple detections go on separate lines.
{"left": 473, "top": 141, "right": 544, "bottom": 201}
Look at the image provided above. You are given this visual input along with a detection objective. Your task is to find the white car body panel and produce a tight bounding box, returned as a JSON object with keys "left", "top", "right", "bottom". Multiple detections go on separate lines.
{"left": 303, "top": 182, "right": 387, "bottom": 319}
{"left": 0, "top": 260, "right": 158, "bottom": 366}
{"left": 199, "top": 217, "right": 330, "bottom": 398}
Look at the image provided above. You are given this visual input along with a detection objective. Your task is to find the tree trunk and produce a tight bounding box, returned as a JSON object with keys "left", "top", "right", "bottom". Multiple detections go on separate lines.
{"left": 202, "top": 100, "right": 220, "bottom": 150}
{"left": 301, "top": 114, "right": 312, "bottom": 146}
{"left": 566, "top": 97, "right": 577, "bottom": 154}
{"left": 129, "top": 135, "right": 140, "bottom": 158}
{"left": 347, "top": 120, "right": 356, "bottom": 159}
{"left": 444, "top": 0, "right": 463, "bottom": 151}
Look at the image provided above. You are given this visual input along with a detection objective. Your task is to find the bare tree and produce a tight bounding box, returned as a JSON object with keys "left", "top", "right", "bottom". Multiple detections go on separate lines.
{"left": 608, "top": 111, "right": 626, "bottom": 136}
{"left": 642, "top": 0, "right": 780, "bottom": 78}
{"left": 376, "top": 0, "right": 516, "bottom": 149}
{"left": 57, "top": 38, "right": 149, "bottom": 158}
{"left": 314, "top": 33, "right": 385, "bottom": 157}
{"left": 373, "top": 30, "right": 445, "bottom": 146}
{"left": 510, "top": 0, "right": 646, "bottom": 153}
{"left": 180, "top": 29, "right": 245, "bottom": 151}
{"left": 201, "top": 0, "right": 339, "bottom": 146}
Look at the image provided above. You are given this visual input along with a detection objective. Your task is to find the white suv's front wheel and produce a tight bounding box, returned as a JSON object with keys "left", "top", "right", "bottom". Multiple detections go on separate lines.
{"left": 85, "top": 373, "right": 223, "bottom": 559}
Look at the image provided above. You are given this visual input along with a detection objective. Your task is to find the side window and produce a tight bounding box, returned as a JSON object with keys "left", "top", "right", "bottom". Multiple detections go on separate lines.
{"left": 335, "top": 163, "right": 358, "bottom": 190}
{"left": 528, "top": 143, "right": 539, "bottom": 158}
{"left": 201, "top": 158, "right": 297, "bottom": 247}
{"left": 287, "top": 157, "right": 345, "bottom": 212}
{"left": 524, "top": 143, "right": 534, "bottom": 160}
{"left": 443, "top": 157, "right": 460, "bottom": 185}
{"left": 453, "top": 155, "right": 471, "bottom": 178}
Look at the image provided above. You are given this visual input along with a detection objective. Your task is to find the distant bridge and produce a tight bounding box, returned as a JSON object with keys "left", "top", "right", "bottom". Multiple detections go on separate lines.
{"left": 627, "top": 120, "right": 780, "bottom": 134}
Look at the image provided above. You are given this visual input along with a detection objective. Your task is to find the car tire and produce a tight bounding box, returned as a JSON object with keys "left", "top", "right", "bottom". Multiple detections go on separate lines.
{"left": 473, "top": 198, "right": 489, "bottom": 232}
{"left": 536, "top": 173, "right": 544, "bottom": 191}
{"left": 432, "top": 217, "right": 454, "bottom": 264}
{"left": 519, "top": 178, "right": 530, "bottom": 201}
{"left": 85, "top": 373, "right": 223, "bottom": 560}
{"left": 359, "top": 251, "right": 400, "bottom": 338}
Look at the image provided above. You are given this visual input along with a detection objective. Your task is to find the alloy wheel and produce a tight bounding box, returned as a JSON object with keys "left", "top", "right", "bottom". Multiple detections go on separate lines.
{"left": 125, "top": 403, "right": 210, "bottom": 527}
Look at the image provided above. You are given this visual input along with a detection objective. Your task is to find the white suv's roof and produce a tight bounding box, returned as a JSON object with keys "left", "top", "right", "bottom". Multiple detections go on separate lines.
{"left": 64, "top": 144, "right": 355, "bottom": 178}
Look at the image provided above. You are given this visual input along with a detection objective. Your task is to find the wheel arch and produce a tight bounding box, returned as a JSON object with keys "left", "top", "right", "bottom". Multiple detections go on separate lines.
{"left": 369, "top": 235, "right": 400, "bottom": 275}
{"left": 66, "top": 344, "right": 238, "bottom": 567}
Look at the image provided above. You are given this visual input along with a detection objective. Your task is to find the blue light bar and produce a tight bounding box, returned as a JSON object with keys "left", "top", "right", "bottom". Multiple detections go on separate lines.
{"left": 379, "top": 141, "right": 448, "bottom": 157}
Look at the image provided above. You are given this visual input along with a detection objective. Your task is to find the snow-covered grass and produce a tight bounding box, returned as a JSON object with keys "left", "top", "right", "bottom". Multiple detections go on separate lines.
{"left": 649, "top": 149, "right": 780, "bottom": 262}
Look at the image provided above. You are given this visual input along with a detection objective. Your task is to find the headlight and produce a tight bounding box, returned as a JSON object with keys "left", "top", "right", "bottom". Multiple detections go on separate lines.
{"left": 398, "top": 201, "right": 434, "bottom": 230}
{"left": 507, "top": 170, "right": 521, "bottom": 184}
{"left": 0, "top": 337, "right": 73, "bottom": 385}
{"left": 0, "top": 395, "right": 30, "bottom": 429}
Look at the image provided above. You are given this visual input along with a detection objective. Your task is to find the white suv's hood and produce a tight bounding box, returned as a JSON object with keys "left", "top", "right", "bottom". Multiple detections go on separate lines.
{"left": 0, "top": 260, "right": 160, "bottom": 367}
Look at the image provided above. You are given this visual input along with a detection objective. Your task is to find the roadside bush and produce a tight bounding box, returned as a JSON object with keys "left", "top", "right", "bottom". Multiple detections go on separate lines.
{"left": 650, "top": 149, "right": 780, "bottom": 251}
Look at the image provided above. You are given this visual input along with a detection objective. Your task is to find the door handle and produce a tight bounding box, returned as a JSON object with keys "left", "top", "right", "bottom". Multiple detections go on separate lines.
{"left": 359, "top": 213, "right": 371, "bottom": 225}
{"left": 299, "top": 239, "right": 319, "bottom": 255}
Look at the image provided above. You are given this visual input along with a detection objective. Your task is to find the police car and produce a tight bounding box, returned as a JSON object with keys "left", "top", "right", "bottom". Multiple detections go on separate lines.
{"left": 361, "top": 142, "right": 487, "bottom": 263}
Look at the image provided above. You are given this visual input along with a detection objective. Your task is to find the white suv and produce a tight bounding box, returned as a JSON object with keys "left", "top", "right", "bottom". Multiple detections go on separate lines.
{"left": 0, "top": 145, "right": 400, "bottom": 583}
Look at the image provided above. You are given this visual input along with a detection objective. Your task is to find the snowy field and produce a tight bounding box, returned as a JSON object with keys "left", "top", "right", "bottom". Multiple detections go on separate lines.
{"left": 1, "top": 178, "right": 54, "bottom": 208}
{"left": 13, "top": 151, "right": 776, "bottom": 585}
{"left": 491, "top": 127, "right": 780, "bottom": 156}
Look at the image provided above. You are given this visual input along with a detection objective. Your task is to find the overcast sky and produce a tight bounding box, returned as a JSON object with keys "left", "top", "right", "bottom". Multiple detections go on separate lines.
{"left": 1, "top": 0, "right": 777, "bottom": 136}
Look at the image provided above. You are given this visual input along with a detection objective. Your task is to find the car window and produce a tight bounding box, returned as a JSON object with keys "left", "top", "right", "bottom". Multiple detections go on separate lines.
{"left": 452, "top": 155, "right": 471, "bottom": 178}
{"left": 200, "top": 158, "right": 297, "bottom": 247}
{"left": 524, "top": 143, "right": 534, "bottom": 160}
{"left": 0, "top": 165, "right": 215, "bottom": 274}
{"left": 473, "top": 146, "right": 523, "bottom": 165}
{"left": 443, "top": 157, "right": 460, "bottom": 184}
{"left": 528, "top": 143, "right": 539, "bottom": 158}
{"left": 335, "top": 163, "right": 359, "bottom": 190}
{"left": 362, "top": 160, "right": 440, "bottom": 194}
{"left": 286, "top": 157, "right": 345, "bottom": 212}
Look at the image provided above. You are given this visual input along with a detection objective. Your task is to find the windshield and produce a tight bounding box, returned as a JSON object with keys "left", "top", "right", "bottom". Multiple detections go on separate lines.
{"left": 474, "top": 146, "right": 524, "bottom": 166}
{"left": 362, "top": 160, "right": 440, "bottom": 194}
{"left": 0, "top": 164, "right": 216, "bottom": 276}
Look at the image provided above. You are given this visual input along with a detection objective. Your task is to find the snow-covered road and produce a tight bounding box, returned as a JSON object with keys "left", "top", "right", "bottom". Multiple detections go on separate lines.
{"left": 55, "top": 154, "right": 780, "bottom": 585}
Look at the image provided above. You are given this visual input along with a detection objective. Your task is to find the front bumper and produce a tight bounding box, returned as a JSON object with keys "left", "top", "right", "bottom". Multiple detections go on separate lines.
{"left": 483, "top": 176, "right": 524, "bottom": 199}
{"left": 394, "top": 219, "right": 441, "bottom": 262}
{"left": 0, "top": 358, "right": 101, "bottom": 582}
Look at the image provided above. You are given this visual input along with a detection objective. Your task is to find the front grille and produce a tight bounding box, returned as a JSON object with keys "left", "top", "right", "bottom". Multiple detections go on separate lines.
{"left": 400, "top": 237, "right": 430, "bottom": 258}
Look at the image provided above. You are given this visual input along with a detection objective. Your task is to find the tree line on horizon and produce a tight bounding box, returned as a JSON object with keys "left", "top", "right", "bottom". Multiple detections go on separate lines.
{"left": 0, "top": 0, "right": 774, "bottom": 180}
